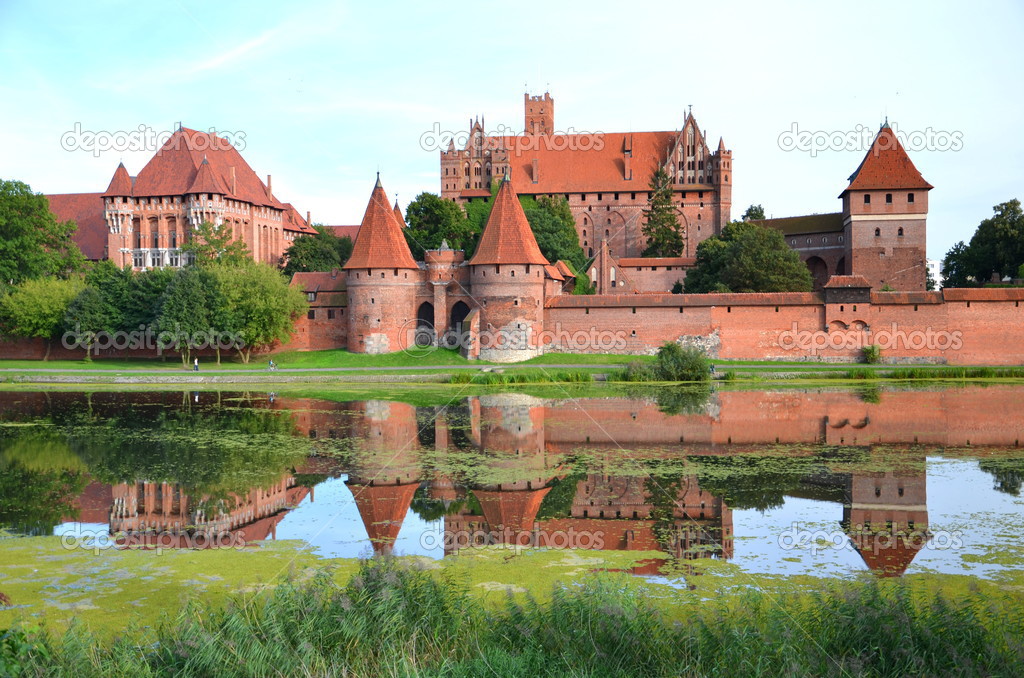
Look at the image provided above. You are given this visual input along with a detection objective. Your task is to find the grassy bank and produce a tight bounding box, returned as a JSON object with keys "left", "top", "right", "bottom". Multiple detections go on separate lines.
{"left": 3, "top": 558, "right": 1021, "bottom": 677}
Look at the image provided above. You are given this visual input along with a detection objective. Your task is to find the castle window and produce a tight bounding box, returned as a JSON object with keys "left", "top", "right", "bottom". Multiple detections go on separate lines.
{"left": 327, "top": 309, "right": 336, "bottom": 320}
{"left": 526, "top": 264, "right": 531, "bottom": 274}
{"left": 697, "top": 213, "right": 701, "bottom": 220}
{"left": 886, "top": 193, "right": 893, "bottom": 204}
{"left": 614, "top": 193, "right": 619, "bottom": 200}
{"left": 306, "top": 292, "right": 317, "bottom": 302}
{"left": 839, "top": 236, "right": 844, "bottom": 243}
{"left": 874, "top": 228, "right": 881, "bottom": 237}
{"left": 511, "top": 269, "right": 515, "bottom": 276}
{"left": 605, "top": 229, "right": 610, "bottom": 237}
{"left": 597, "top": 193, "right": 603, "bottom": 200}
{"left": 908, "top": 193, "right": 915, "bottom": 203}
{"left": 607, "top": 218, "right": 611, "bottom": 224}
{"left": 581, "top": 193, "right": 586, "bottom": 201}
{"left": 631, "top": 193, "right": 636, "bottom": 200}
{"left": 307, "top": 310, "right": 316, "bottom": 320}
{"left": 806, "top": 238, "right": 811, "bottom": 245}
{"left": 864, "top": 194, "right": 871, "bottom": 204}
{"left": 582, "top": 230, "right": 587, "bottom": 237}
{"left": 898, "top": 227, "right": 904, "bottom": 236}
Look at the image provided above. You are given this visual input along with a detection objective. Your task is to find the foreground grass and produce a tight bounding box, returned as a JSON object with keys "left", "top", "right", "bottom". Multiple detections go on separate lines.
{"left": 3, "top": 558, "right": 1022, "bottom": 677}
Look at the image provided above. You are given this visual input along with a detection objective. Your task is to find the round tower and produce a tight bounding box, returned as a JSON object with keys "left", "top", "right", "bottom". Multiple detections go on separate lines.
{"left": 468, "top": 177, "right": 550, "bottom": 362}
{"left": 343, "top": 175, "right": 421, "bottom": 354}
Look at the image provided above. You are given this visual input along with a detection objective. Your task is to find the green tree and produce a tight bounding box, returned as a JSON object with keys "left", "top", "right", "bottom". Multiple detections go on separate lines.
{"left": 685, "top": 221, "right": 813, "bottom": 293}
{"left": 0, "top": 179, "right": 85, "bottom": 290}
{"left": 403, "top": 193, "right": 476, "bottom": 259}
{"left": 942, "top": 200, "right": 1024, "bottom": 286}
{"left": 122, "top": 268, "right": 176, "bottom": 332}
{"left": 63, "top": 287, "right": 110, "bottom": 358}
{"left": 211, "top": 262, "right": 307, "bottom": 363}
{"left": 180, "top": 220, "right": 251, "bottom": 267}
{"left": 641, "top": 168, "right": 684, "bottom": 257}
{"left": 654, "top": 342, "right": 711, "bottom": 382}
{"left": 742, "top": 204, "right": 766, "bottom": 221}
{"left": 0, "top": 277, "right": 84, "bottom": 360}
{"left": 282, "top": 226, "right": 353, "bottom": 276}
{"left": 155, "top": 266, "right": 226, "bottom": 366}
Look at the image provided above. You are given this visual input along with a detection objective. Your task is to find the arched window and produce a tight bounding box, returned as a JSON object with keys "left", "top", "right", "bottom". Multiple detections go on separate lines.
{"left": 874, "top": 227, "right": 881, "bottom": 237}
{"left": 898, "top": 227, "right": 904, "bottom": 236}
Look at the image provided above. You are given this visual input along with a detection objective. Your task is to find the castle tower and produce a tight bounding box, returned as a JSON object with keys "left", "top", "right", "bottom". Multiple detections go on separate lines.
{"left": 102, "top": 162, "right": 134, "bottom": 268}
{"left": 468, "top": 176, "right": 550, "bottom": 362}
{"left": 840, "top": 123, "right": 932, "bottom": 291}
{"left": 711, "top": 136, "right": 733, "bottom": 235}
{"left": 524, "top": 92, "right": 554, "bottom": 135}
{"left": 343, "top": 175, "right": 421, "bottom": 354}
{"left": 843, "top": 467, "right": 929, "bottom": 576}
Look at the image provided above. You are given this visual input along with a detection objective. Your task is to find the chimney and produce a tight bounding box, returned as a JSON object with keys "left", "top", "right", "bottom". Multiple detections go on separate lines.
{"left": 266, "top": 174, "right": 272, "bottom": 195}
{"left": 306, "top": 210, "right": 311, "bottom": 226}
{"left": 230, "top": 166, "right": 236, "bottom": 194}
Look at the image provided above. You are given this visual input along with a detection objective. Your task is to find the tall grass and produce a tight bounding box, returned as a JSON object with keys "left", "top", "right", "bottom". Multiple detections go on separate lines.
{"left": 449, "top": 370, "right": 593, "bottom": 385}
{"left": 3, "top": 559, "right": 1022, "bottom": 677}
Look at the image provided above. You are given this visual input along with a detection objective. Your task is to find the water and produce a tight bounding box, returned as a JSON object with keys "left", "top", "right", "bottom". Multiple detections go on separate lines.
{"left": 2, "top": 386, "right": 1023, "bottom": 584}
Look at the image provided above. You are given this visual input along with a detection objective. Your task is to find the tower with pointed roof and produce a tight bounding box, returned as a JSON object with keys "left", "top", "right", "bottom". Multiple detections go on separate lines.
{"left": 343, "top": 176, "right": 423, "bottom": 354}
{"left": 840, "top": 123, "right": 932, "bottom": 290}
{"left": 468, "top": 177, "right": 550, "bottom": 362}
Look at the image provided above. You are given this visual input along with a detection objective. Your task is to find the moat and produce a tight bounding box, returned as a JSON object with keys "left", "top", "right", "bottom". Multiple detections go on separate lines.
{"left": 1, "top": 384, "right": 1022, "bottom": 633}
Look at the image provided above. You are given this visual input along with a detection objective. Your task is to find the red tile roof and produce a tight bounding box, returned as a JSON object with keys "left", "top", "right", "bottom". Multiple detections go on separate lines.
{"left": 393, "top": 200, "right": 404, "bottom": 227}
{"left": 131, "top": 127, "right": 282, "bottom": 207}
{"left": 499, "top": 130, "right": 680, "bottom": 193}
{"left": 187, "top": 156, "right": 231, "bottom": 195}
{"left": 290, "top": 270, "right": 346, "bottom": 293}
{"left": 823, "top": 275, "right": 872, "bottom": 289}
{"left": 756, "top": 212, "right": 845, "bottom": 235}
{"left": 46, "top": 192, "right": 106, "bottom": 260}
{"left": 343, "top": 177, "right": 418, "bottom": 270}
{"left": 554, "top": 260, "right": 575, "bottom": 278}
{"left": 941, "top": 287, "right": 1024, "bottom": 301}
{"left": 102, "top": 162, "right": 133, "bottom": 197}
{"left": 843, "top": 124, "right": 933, "bottom": 195}
{"left": 544, "top": 264, "right": 564, "bottom": 281}
{"left": 323, "top": 224, "right": 361, "bottom": 241}
{"left": 474, "top": 488, "right": 552, "bottom": 533}
{"left": 468, "top": 179, "right": 549, "bottom": 266}
{"left": 546, "top": 291, "right": 823, "bottom": 308}
{"left": 281, "top": 203, "right": 316, "bottom": 234}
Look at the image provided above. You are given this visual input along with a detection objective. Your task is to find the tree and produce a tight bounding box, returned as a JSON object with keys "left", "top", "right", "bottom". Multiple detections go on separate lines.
{"left": 281, "top": 226, "right": 353, "bottom": 276}
{"left": 0, "top": 277, "right": 84, "bottom": 360}
{"left": 654, "top": 342, "right": 711, "bottom": 382}
{"left": 210, "top": 262, "right": 307, "bottom": 363}
{"left": 524, "top": 195, "right": 587, "bottom": 274}
{"left": 942, "top": 200, "right": 1024, "bottom": 286}
{"left": 685, "top": 221, "right": 814, "bottom": 293}
{"left": 403, "top": 193, "right": 476, "bottom": 259}
{"left": 155, "top": 266, "right": 226, "bottom": 366}
{"left": 122, "top": 268, "right": 176, "bottom": 332}
{"left": 180, "top": 220, "right": 251, "bottom": 267}
{"left": 742, "top": 204, "right": 766, "bottom": 221}
{"left": 0, "top": 179, "right": 85, "bottom": 290}
{"left": 641, "top": 168, "right": 684, "bottom": 257}
{"left": 63, "top": 287, "right": 110, "bottom": 358}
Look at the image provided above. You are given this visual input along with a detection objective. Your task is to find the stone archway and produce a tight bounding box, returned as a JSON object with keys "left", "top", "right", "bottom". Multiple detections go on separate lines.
{"left": 416, "top": 302, "right": 435, "bottom": 346}
{"left": 806, "top": 256, "right": 830, "bottom": 291}
{"left": 446, "top": 301, "right": 471, "bottom": 348}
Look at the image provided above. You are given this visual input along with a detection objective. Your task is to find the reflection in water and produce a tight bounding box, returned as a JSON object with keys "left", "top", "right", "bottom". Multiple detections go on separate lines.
{"left": 0, "top": 387, "right": 1021, "bottom": 579}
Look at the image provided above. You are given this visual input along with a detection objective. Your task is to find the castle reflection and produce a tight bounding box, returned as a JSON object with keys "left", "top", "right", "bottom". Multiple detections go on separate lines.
{"left": 2, "top": 386, "right": 1018, "bottom": 575}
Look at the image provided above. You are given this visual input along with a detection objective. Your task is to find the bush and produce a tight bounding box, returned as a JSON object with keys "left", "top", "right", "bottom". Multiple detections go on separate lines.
{"left": 619, "top": 361, "right": 656, "bottom": 382}
{"left": 655, "top": 342, "right": 710, "bottom": 382}
{"left": 862, "top": 344, "right": 882, "bottom": 364}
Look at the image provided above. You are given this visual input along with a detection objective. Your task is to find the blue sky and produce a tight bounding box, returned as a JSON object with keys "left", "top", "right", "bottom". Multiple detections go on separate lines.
{"left": 1, "top": 0, "right": 1021, "bottom": 260}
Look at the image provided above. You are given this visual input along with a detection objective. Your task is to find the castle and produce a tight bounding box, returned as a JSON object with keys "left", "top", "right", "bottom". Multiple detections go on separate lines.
{"left": 441, "top": 93, "right": 733, "bottom": 264}
{"left": 47, "top": 127, "right": 315, "bottom": 269}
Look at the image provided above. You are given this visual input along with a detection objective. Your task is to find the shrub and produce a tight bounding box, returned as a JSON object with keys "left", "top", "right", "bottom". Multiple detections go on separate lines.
{"left": 655, "top": 342, "right": 710, "bottom": 382}
{"left": 619, "top": 361, "right": 656, "bottom": 382}
{"left": 862, "top": 344, "right": 882, "bottom": 364}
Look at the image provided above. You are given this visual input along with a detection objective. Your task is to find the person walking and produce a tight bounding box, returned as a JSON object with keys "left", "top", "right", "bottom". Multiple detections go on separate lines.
{"left": 193, "top": 357, "right": 199, "bottom": 372}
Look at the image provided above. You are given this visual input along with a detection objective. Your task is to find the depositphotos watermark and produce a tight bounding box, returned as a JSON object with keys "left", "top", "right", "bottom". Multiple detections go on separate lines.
{"left": 420, "top": 121, "right": 606, "bottom": 156}
{"left": 420, "top": 526, "right": 606, "bottom": 551}
{"left": 778, "top": 122, "right": 963, "bottom": 157}
{"left": 60, "top": 123, "right": 247, "bottom": 157}
{"left": 401, "top": 320, "right": 627, "bottom": 357}
{"left": 60, "top": 527, "right": 247, "bottom": 555}
{"left": 61, "top": 324, "right": 244, "bottom": 356}
{"left": 778, "top": 322, "right": 963, "bottom": 356}
{"left": 778, "top": 522, "right": 962, "bottom": 556}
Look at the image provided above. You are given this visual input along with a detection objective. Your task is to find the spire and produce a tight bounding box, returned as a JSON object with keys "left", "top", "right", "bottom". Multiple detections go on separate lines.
{"left": 343, "top": 176, "right": 418, "bottom": 270}
{"left": 469, "top": 177, "right": 549, "bottom": 266}
{"left": 102, "top": 161, "right": 133, "bottom": 197}
{"left": 186, "top": 154, "right": 230, "bottom": 195}
{"left": 393, "top": 198, "right": 404, "bottom": 227}
{"left": 718, "top": 136, "right": 726, "bottom": 152}
{"left": 348, "top": 482, "right": 419, "bottom": 555}
{"left": 842, "top": 124, "right": 933, "bottom": 195}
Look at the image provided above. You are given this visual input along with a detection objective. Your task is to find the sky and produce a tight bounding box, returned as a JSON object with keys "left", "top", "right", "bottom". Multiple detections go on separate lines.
{"left": 1, "top": 0, "right": 1021, "bottom": 260}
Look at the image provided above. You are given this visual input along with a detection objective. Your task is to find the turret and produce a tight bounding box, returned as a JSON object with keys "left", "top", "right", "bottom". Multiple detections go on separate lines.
{"left": 840, "top": 122, "right": 932, "bottom": 291}
{"left": 343, "top": 175, "right": 421, "bottom": 354}
{"left": 711, "top": 136, "right": 732, "bottom": 234}
{"left": 468, "top": 176, "right": 550, "bottom": 362}
{"left": 524, "top": 92, "right": 554, "bottom": 135}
